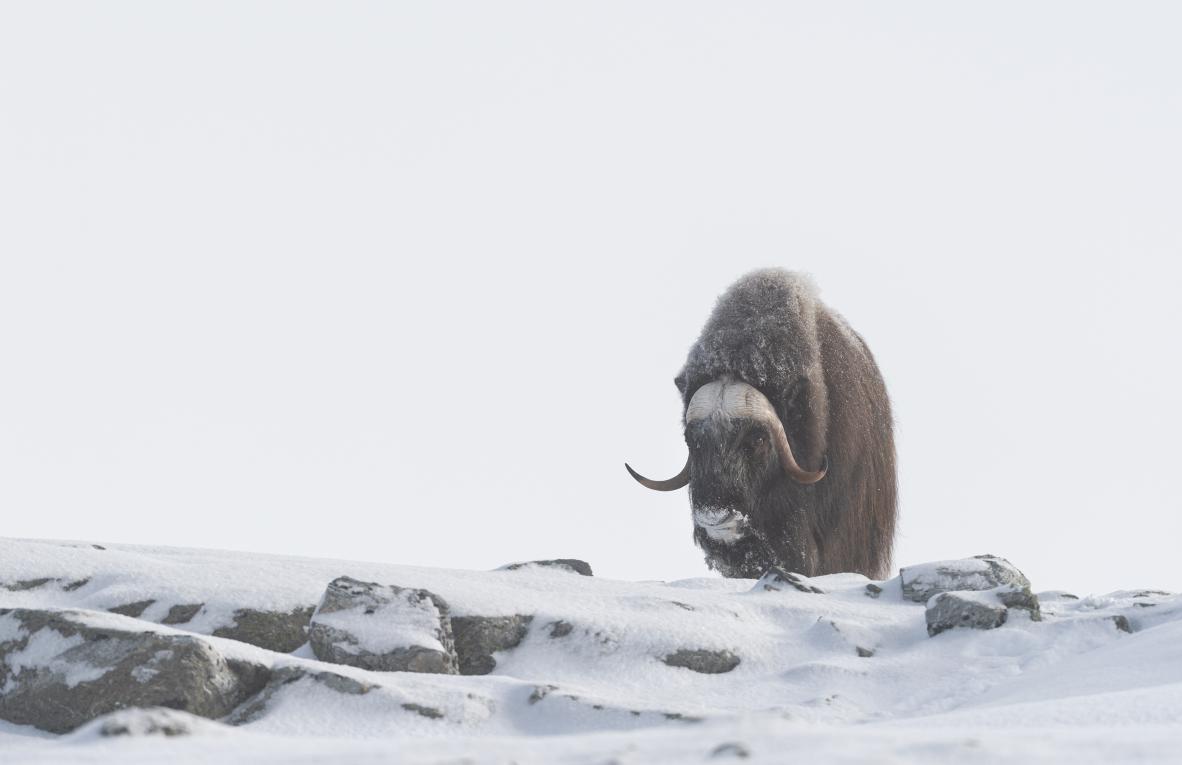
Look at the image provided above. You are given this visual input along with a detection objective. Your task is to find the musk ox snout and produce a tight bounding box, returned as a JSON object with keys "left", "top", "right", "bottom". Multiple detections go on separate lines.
{"left": 691, "top": 507, "right": 750, "bottom": 543}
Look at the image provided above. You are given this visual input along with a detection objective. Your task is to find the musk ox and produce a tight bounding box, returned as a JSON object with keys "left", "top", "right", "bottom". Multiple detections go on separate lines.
{"left": 626, "top": 269, "right": 896, "bottom": 579}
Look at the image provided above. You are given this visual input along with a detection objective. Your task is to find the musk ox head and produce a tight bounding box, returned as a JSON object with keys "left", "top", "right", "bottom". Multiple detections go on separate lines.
{"left": 626, "top": 377, "right": 827, "bottom": 576}
{"left": 624, "top": 269, "right": 896, "bottom": 579}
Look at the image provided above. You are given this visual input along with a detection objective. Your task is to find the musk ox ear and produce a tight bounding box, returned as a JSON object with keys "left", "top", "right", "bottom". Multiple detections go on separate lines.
{"left": 674, "top": 372, "right": 688, "bottom": 397}
{"left": 777, "top": 373, "right": 830, "bottom": 473}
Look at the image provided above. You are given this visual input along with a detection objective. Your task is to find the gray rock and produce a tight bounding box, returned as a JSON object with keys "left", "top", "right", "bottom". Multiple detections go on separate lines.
{"left": 0, "top": 608, "right": 268, "bottom": 733}
{"left": 3, "top": 578, "right": 53, "bottom": 591}
{"left": 451, "top": 614, "right": 533, "bottom": 675}
{"left": 108, "top": 600, "right": 155, "bottom": 618}
{"left": 227, "top": 666, "right": 373, "bottom": 725}
{"left": 547, "top": 620, "right": 574, "bottom": 638}
{"left": 662, "top": 649, "right": 741, "bottom": 674}
{"left": 213, "top": 606, "right": 315, "bottom": 653}
{"left": 856, "top": 646, "right": 875, "bottom": 658}
{"left": 402, "top": 702, "right": 444, "bottom": 719}
{"left": 528, "top": 684, "right": 558, "bottom": 704}
{"left": 925, "top": 591, "right": 1009, "bottom": 637}
{"left": 1111, "top": 615, "right": 1133, "bottom": 634}
{"left": 753, "top": 567, "right": 824, "bottom": 594}
{"left": 308, "top": 576, "right": 458, "bottom": 674}
{"left": 902, "top": 555, "right": 1041, "bottom": 622}
{"left": 501, "top": 559, "right": 593, "bottom": 576}
{"left": 711, "top": 742, "right": 751, "bottom": 759}
{"left": 82, "top": 707, "right": 210, "bottom": 738}
{"left": 864, "top": 583, "right": 883, "bottom": 599}
{"left": 162, "top": 603, "right": 204, "bottom": 625}
{"left": 901, "top": 555, "right": 1031, "bottom": 603}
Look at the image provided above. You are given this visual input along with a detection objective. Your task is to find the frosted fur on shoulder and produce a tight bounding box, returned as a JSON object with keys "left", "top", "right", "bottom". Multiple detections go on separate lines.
{"left": 675, "top": 268, "right": 825, "bottom": 410}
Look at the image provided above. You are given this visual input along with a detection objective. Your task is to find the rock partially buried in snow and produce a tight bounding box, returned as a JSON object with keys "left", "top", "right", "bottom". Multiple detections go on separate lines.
{"left": 227, "top": 666, "right": 375, "bottom": 725}
{"left": 925, "top": 591, "right": 1010, "bottom": 636}
{"left": 753, "top": 567, "right": 824, "bottom": 594}
{"left": 107, "top": 599, "right": 155, "bottom": 618}
{"left": 500, "top": 559, "right": 593, "bottom": 576}
{"left": 308, "top": 576, "right": 458, "bottom": 674}
{"left": 161, "top": 603, "right": 204, "bottom": 625}
{"left": 902, "top": 554, "right": 1041, "bottom": 624}
{"left": 76, "top": 707, "right": 223, "bottom": 739}
{"left": 451, "top": 614, "right": 533, "bottom": 675}
{"left": 901, "top": 555, "right": 1033, "bottom": 603}
{"left": 212, "top": 606, "right": 316, "bottom": 653}
{"left": 0, "top": 608, "right": 268, "bottom": 733}
{"left": 662, "top": 649, "right": 741, "bottom": 674}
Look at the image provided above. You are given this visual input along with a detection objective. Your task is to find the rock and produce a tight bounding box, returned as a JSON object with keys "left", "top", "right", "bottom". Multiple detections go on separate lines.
{"left": 0, "top": 608, "right": 268, "bottom": 733}
{"left": 162, "top": 603, "right": 204, "bottom": 625}
{"left": 901, "top": 555, "right": 1031, "bottom": 603}
{"left": 451, "top": 614, "right": 533, "bottom": 675}
{"left": 227, "top": 666, "right": 374, "bottom": 725}
{"left": 308, "top": 576, "right": 458, "bottom": 674}
{"left": 108, "top": 600, "right": 155, "bottom": 618}
{"left": 925, "top": 591, "right": 1009, "bottom": 637}
{"left": 864, "top": 583, "right": 883, "bottom": 599}
{"left": 79, "top": 707, "right": 212, "bottom": 738}
{"left": 1111, "top": 615, "right": 1133, "bottom": 634}
{"left": 547, "top": 620, "right": 574, "bottom": 638}
{"left": 711, "top": 742, "right": 751, "bottom": 759}
{"left": 902, "top": 555, "right": 1041, "bottom": 622}
{"left": 662, "top": 649, "right": 740, "bottom": 674}
{"left": 753, "top": 567, "right": 824, "bottom": 594}
{"left": 402, "top": 702, "right": 444, "bottom": 719}
{"left": 856, "top": 646, "right": 875, "bottom": 658}
{"left": 501, "top": 559, "right": 593, "bottom": 576}
{"left": 213, "top": 606, "right": 315, "bottom": 653}
{"left": 528, "top": 684, "right": 558, "bottom": 704}
{"left": 3, "top": 578, "right": 53, "bottom": 591}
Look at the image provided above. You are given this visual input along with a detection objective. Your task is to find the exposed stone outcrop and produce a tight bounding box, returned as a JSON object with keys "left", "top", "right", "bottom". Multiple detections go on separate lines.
{"left": 213, "top": 606, "right": 315, "bottom": 653}
{"left": 451, "top": 614, "right": 533, "bottom": 675}
{"left": 308, "top": 576, "right": 458, "bottom": 674}
{"left": 501, "top": 559, "right": 593, "bottom": 576}
{"left": 0, "top": 608, "right": 268, "bottom": 733}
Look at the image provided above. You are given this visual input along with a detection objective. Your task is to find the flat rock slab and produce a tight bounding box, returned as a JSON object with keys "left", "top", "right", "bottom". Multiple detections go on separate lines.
{"left": 663, "top": 649, "right": 741, "bottom": 674}
{"left": 501, "top": 559, "right": 593, "bottom": 576}
{"left": 926, "top": 591, "right": 1009, "bottom": 636}
{"left": 309, "top": 576, "right": 458, "bottom": 674}
{"left": 0, "top": 608, "right": 267, "bottom": 733}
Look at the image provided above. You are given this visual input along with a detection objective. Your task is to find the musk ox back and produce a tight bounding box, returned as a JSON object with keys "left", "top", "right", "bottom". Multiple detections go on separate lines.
{"left": 626, "top": 269, "right": 897, "bottom": 578}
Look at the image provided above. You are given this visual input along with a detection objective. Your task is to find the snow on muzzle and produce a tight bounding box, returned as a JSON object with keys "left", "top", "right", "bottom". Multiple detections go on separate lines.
{"left": 692, "top": 507, "right": 750, "bottom": 543}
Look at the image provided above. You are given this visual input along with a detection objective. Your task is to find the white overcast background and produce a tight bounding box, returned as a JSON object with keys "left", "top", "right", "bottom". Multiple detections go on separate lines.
{"left": 2, "top": 3, "right": 1179, "bottom": 595}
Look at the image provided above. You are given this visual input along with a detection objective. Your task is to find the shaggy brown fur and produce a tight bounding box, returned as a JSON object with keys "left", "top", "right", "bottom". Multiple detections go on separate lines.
{"left": 672, "top": 269, "right": 896, "bottom": 578}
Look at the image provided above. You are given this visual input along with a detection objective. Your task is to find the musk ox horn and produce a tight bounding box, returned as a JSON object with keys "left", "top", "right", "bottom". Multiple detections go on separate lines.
{"left": 689, "top": 379, "right": 827, "bottom": 485}
{"left": 624, "top": 458, "right": 690, "bottom": 491}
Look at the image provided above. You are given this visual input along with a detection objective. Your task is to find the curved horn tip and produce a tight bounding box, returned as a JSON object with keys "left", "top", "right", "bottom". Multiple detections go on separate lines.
{"left": 624, "top": 459, "right": 690, "bottom": 492}
{"left": 796, "top": 455, "right": 828, "bottom": 485}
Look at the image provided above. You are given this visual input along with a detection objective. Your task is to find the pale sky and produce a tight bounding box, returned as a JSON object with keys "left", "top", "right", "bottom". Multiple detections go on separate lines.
{"left": 2, "top": 2, "right": 1179, "bottom": 595}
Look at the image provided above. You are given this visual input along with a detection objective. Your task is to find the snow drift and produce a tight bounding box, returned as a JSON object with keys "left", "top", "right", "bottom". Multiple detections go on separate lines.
{"left": 2, "top": 537, "right": 1181, "bottom": 763}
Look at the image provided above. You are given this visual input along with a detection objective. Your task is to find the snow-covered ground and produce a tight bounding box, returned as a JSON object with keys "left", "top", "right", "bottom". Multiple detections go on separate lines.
{"left": 3, "top": 537, "right": 1182, "bottom": 763}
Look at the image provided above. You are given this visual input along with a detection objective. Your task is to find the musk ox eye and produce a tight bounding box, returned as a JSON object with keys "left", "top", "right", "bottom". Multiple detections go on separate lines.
{"left": 745, "top": 428, "right": 767, "bottom": 450}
